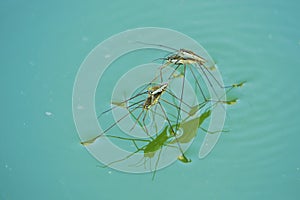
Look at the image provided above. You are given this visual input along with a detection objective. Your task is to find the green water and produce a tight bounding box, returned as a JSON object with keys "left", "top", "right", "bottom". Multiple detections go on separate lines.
{"left": 1, "top": 0, "right": 300, "bottom": 199}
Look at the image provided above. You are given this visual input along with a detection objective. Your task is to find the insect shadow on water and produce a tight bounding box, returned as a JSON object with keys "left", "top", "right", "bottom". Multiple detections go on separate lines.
{"left": 80, "top": 77, "right": 238, "bottom": 180}
{"left": 100, "top": 91, "right": 237, "bottom": 180}
{"left": 80, "top": 43, "right": 245, "bottom": 179}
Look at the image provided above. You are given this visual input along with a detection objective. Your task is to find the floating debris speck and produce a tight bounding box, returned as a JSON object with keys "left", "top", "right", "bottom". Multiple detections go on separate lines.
{"left": 45, "top": 111, "right": 52, "bottom": 116}
{"left": 268, "top": 34, "right": 273, "bottom": 40}
{"left": 29, "top": 61, "right": 36, "bottom": 66}
{"left": 77, "top": 105, "right": 84, "bottom": 110}
{"left": 82, "top": 36, "right": 89, "bottom": 42}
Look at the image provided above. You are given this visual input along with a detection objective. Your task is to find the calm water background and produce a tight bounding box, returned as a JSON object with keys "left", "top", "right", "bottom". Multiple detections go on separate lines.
{"left": 1, "top": 0, "right": 300, "bottom": 199}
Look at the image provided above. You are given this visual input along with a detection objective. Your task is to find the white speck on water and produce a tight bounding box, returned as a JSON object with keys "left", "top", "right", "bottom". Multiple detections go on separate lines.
{"left": 104, "top": 54, "right": 111, "bottom": 59}
{"left": 273, "top": 9, "right": 279, "bottom": 15}
{"left": 77, "top": 105, "right": 84, "bottom": 110}
{"left": 45, "top": 111, "right": 53, "bottom": 116}
{"left": 108, "top": 171, "right": 112, "bottom": 174}
{"left": 297, "top": 167, "right": 300, "bottom": 171}
{"left": 4, "top": 163, "right": 12, "bottom": 171}
{"left": 268, "top": 34, "right": 273, "bottom": 39}
{"left": 29, "top": 61, "right": 36, "bottom": 66}
{"left": 82, "top": 36, "right": 89, "bottom": 41}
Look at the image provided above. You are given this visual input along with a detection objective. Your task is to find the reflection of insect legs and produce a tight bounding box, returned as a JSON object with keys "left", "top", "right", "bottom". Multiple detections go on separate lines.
{"left": 84, "top": 80, "right": 200, "bottom": 179}
{"left": 97, "top": 80, "right": 239, "bottom": 179}
{"left": 103, "top": 100, "right": 213, "bottom": 179}
{"left": 81, "top": 83, "right": 170, "bottom": 145}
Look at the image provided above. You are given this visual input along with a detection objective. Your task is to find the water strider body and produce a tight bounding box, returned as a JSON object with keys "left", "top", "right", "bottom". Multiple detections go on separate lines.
{"left": 143, "top": 83, "right": 168, "bottom": 109}
{"left": 167, "top": 49, "right": 206, "bottom": 66}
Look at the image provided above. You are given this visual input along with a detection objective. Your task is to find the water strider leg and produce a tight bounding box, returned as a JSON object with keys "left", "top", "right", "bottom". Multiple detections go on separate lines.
{"left": 175, "top": 64, "right": 186, "bottom": 133}
{"left": 158, "top": 102, "right": 191, "bottom": 163}
{"left": 81, "top": 100, "right": 145, "bottom": 145}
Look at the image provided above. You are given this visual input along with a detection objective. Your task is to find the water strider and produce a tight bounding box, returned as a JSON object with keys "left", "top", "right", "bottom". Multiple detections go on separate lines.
{"left": 136, "top": 41, "right": 245, "bottom": 102}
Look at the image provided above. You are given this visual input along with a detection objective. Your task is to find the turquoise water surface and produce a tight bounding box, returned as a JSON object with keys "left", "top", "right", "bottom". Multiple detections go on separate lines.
{"left": 1, "top": 0, "right": 300, "bottom": 199}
